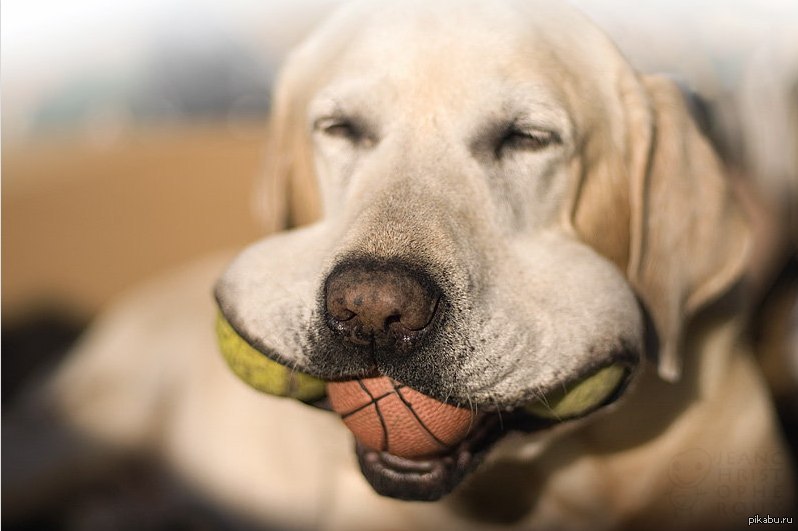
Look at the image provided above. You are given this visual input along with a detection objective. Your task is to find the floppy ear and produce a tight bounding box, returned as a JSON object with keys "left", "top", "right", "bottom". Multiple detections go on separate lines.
{"left": 253, "top": 60, "right": 322, "bottom": 232}
{"left": 626, "top": 75, "right": 751, "bottom": 382}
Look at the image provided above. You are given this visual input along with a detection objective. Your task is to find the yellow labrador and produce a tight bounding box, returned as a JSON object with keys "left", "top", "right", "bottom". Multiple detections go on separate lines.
{"left": 7, "top": 1, "right": 795, "bottom": 529}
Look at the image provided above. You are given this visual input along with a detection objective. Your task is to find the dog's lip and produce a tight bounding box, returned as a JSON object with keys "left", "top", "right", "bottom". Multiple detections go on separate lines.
{"left": 354, "top": 412, "right": 508, "bottom": 501}
{"left": 354, "top": 409, "right": 562, "bottom": 502}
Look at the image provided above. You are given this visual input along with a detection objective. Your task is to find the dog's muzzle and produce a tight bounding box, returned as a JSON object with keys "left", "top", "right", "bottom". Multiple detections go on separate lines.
{"left": 215, "top": 254, "right": 638, "bottom": 502}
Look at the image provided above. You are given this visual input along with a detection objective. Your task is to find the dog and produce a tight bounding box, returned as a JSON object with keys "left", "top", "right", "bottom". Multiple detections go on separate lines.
{"left": 5, "top": 1, "right": 796, "bottom": 529}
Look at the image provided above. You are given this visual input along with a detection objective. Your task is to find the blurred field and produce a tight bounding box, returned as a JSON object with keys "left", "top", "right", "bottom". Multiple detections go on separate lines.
{"left": 2, "top": 124, "right": 266, "bottom": 321}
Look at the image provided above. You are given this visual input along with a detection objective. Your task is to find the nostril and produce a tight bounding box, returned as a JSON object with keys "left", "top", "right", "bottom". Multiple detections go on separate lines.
{"left": 324, "top": 263, "right": 441, "bottom": 349}
{"left": 397, "top": 293, "right": 440, "bottom": 331}
{"left": 331, "top": 306, "right": 356, "bottom": 322}
{"left": 384, "top": 312, "right": 402, "bottom": 332}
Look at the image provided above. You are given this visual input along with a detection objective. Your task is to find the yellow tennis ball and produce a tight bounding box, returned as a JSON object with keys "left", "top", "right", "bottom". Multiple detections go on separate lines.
{"left": 216, "top": 313, "right": 326, "bottom": 403}
{"left": 525, "top": 364, "right": 626, "bottom": 419}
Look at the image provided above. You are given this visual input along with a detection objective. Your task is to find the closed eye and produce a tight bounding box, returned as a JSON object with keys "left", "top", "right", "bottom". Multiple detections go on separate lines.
{"left": 496, "top": 127, "right": 561, "bottom": 157}
{"left": 314, "top": 116, "right": 373, "bottom": 147}
{"left": 316, "top": 117, "right": 358, "bottom": 138}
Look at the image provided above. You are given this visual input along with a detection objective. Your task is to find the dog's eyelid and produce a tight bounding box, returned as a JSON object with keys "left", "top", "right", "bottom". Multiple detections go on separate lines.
{"left": 511, "top": 126, "right": 561, "bottom": 143}
{"left": 315, "top": 117, "right": 356, "bottom": 134}
{"left": 313, "top": 116, "right": 375, "bottom": 146}
{"left": 314, "top": 115, "right": 351, "bottom": 131}
{"left": 496, "top": 125, "right": 562, "bottom": 156}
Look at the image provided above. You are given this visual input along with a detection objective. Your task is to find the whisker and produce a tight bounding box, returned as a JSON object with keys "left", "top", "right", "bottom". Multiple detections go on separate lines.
{"left": 490, "top": 393, "right": 504, "bottom": 431}
{"left": 534, "top": 385, "right": 561, "bottom": 421}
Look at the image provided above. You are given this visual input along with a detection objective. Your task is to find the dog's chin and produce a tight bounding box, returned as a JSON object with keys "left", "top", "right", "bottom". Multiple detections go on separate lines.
{"left": 353, "top": 410, "right": 567, "bottom": 501}
{"left": 354, "top": 413, "right": 506, "bottom": 501}
{"left": 356, "top": 445, "right": 467, "bottom": 502}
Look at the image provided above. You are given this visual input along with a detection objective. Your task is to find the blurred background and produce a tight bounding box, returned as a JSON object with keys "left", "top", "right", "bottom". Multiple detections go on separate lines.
{"left": 2, "top": 0, "right": 797, "bottom": 526}
{"left": 2, "top": 0, "right": 341, "bottom": 400}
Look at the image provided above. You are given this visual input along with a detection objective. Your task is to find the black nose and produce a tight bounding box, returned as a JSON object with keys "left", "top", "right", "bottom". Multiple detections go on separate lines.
{"left": 324, "top": 263, "right": 441, "bottom": 352}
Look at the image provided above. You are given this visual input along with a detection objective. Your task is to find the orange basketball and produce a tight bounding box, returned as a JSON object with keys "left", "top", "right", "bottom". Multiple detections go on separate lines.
{"left": 327, "top": 376, "right": 475, "bottom": 458}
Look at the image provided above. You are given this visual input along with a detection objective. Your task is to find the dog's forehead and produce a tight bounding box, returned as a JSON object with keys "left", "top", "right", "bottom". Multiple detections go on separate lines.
{"left": 295, "top": 0, "right": 626, "bottom": 125}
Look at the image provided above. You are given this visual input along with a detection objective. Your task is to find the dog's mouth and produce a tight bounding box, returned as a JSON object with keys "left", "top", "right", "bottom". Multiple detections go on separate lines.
{"left": 318, "top": 364, "right": 633, "bottom": 502}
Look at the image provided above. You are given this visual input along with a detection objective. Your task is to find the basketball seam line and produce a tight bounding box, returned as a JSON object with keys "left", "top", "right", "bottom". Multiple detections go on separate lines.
{"left": 390, "top": 380, "right": 450, "bottom": 450}
{"left": 339, "top": 390, "right": 395, "bottom": 419}
{"left": 358, "top": 379, "right": 389, "bottom": 452}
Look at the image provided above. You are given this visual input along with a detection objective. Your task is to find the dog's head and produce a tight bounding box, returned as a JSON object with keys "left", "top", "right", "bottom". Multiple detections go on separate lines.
{"left": 215, "top": 0, "right": 749, "bottom": 501}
